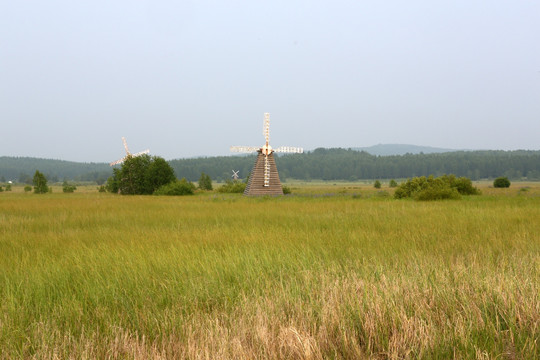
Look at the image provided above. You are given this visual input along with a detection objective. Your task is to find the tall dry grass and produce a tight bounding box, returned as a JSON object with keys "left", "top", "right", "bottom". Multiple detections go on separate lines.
{"left": 0, "top": 188, "right": 538, "bottom": 359}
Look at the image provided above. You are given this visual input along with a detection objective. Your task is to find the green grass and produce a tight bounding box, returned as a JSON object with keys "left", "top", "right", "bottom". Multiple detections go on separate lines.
{"left": 0, "top": 185, "right": 539, "bottom": 359}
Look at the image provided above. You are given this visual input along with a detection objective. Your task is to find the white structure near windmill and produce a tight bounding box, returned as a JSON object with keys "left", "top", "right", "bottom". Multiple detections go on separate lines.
{"left": 231, "top": 113, "right": 303, "bottom": 195}
{"left": 109, "top": 137, "right": 150, "bottom": 166}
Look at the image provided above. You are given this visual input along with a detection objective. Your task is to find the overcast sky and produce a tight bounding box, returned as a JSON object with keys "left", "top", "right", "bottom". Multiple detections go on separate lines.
{"left": 1, "top": 1, "right": 539, "bottom": 162}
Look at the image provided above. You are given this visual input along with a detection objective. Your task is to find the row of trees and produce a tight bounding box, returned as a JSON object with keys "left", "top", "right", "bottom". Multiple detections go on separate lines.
{"left": 0, "top": 157, "right": 111, "bottom": 184}
{"left": 168, "top": 149, "right": 540, "bottom": 182}
{"left": 3, "top": 149, "right": 540, "bottom": 184}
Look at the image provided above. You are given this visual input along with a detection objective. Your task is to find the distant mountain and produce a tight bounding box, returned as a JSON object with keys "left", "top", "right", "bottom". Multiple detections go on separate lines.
{"left": 353, "top": 144, "right": 457, "bottom": 156}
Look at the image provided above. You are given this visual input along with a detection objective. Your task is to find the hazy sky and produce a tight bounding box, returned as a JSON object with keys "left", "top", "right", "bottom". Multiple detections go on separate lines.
{"left": 1, "top": 1, "right": 539, "bottom": 162}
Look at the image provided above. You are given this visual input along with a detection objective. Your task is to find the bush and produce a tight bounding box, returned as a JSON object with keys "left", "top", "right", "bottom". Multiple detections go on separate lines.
{"left": 282, "top": 185, "right": 291, "bottom": 194}
{"left": 62, "top": 181, "right": 77, "bottom": 193}
{"left": 374, "top": 180, "right": 381, "bottom": 189}
{"left": 97, "top": 186, "right": 106, "bottom": 193}
{"left": 446, "top": 175, "right": 481, "bottom": 195}
{"left": 154, "top": 178, "right": 195, "bottom": 196}
{"left": 389, "top": 179, "right": 398, "bottom": 188}
{"left": 24, "top": 185, "right": 32, "bottom": 193}
{"left": 217, "top": 180, "right": 246, "bottom": 193}
{"left": 0, "top": 186, "right": 3, "bottom": 192}
{"left": 5, "top": 184, "right": 11, "bottom": 191}
{"left": 493, "top": 177, "right": 511, "bottom": 188}
{"left": 394, "top": 174, "right": 479, "bottom": 201}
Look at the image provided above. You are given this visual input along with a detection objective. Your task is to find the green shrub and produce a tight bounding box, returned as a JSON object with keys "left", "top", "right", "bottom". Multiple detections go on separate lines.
{"left": 374, "top": 180, "right": 381, "bottom": 189}
{"left": 97, "top": 186, "right": 106, "bottom": 193}
{"left": 217, "top": 180, "right": 246, "bottom": 193}
{"left": 0, "top": 186, "right": 3, "bottom": 192}
{"left": 493, "top": 177, "right": 511, "bottom": 188}
{"left": 154, "top": 178, "right": 195, "bottom": 196}
{"left": 24, "top": 185, "right": 32, "bottom": 193}
{"left": 394, "top": 174, "right": 479, "bottom": 201}
{"left": 282, "top": 185, "right": 291, "bottom": 195}
{"left": 62, "top": 181, "right": 77, "bottom": 193}
{"left": 389, "top": 179, "right": 398, "bottom": 188}
{"left": 5, "top": 184, "right": 11, "bottom": 191}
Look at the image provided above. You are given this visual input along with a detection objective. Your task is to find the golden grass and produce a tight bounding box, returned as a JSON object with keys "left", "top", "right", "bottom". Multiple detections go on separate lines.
{"left": 0, "top": 185, "right": 539, "bottom": 359}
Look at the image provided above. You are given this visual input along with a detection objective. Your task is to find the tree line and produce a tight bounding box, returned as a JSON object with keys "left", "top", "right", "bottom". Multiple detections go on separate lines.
{"left": 2, "top": 149, "right": 540, "bottom": 184}
{"left": 169, "top": 149, "right": 540, "bottom": 182}
{"left": 0, "top": 157, "right": 111, "bottom": 184}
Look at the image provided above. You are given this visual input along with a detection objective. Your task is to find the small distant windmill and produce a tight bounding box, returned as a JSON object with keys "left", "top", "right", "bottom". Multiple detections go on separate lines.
{"left": 109, "top": 137, "right": 150, "bottom": 166}
{"left": 232, "top": 170, "right": 240, "bottom": 180}
{"left": 231, "top": 113, "right": 303, "bottom": 195}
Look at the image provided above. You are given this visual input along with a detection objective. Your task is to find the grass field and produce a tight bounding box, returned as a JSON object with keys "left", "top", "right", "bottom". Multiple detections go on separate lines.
{"left": 0, "top": 183, "right": 539, "bottom": 359}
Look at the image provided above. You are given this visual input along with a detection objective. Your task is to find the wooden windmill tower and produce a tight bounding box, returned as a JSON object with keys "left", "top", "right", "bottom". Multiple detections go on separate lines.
{"left": 231, "top": 113, "right": 303, "bottom": 195}
{"left": 109, "top": 137, "right": 150, "bottom": 166}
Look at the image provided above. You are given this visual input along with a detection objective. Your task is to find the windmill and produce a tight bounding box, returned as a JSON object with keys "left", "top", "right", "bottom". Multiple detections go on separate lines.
{"left": 231, "top": 113, "right": 303, "bottom": 195}
{"left": 232, "top": 170, "right": 240, "bottom": 180}
{"left": 109, "top": 137, "right": 150, "bottom": 166}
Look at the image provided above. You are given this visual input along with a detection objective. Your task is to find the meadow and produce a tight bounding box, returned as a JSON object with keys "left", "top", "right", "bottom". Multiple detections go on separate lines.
{"left": 0, "top": 183, "right": 538, "bottom": 359}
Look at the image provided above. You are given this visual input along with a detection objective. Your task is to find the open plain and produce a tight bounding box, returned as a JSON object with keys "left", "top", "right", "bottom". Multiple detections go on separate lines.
{"left": 0, "top": 183, "right": 539, "bottom": 359}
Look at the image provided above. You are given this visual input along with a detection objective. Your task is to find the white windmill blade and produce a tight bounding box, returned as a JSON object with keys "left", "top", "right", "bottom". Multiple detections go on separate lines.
{"left": 230, "top": 146, "right": 260, "bottom": 153}
{"left": 122, "top": 137, "right": 130, "bottom": 154}
{"left": 274, "top": 146, "right": 304, "bottom": 154}
{"left": 131, "top": 149, "right": 150, "bottom": 157}
{"left": 263, "top": 113, "right": 270, "bottom": 144}
{"left": 109, "top": 157, "right": 127, "bottom": 166}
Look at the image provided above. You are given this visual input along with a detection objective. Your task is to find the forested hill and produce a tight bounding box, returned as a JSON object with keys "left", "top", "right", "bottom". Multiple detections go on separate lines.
{"left": 0, "top": 157, "right": 112, "bottom": 184}
{"left": 2, "top": 149, "right": 540, "bottom": 183}
{"left": 354, "top": 144, "right": 456, "bottom": 156}
{"left": 168, "top": 148, "right": 540, "bottom": 182}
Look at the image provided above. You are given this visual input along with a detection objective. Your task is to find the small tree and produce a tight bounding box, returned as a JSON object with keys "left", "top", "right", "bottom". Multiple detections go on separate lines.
{"left": 106, "top": 168, "right": 121, "bottom": 193}
{"left": 389, "top": 179, "right": 398, "bottom": 188}
{"left": 198, "top": 172, "right": 213, "bottom": 190}
{"left": 106, "top": 155, "right": 176, "bottom": 195}
{"left": 33, "top": 171, "right": 49, "bottom": 194}
{"left": 0, "top": 186, "right": 3, "bottom": 192}
{"left": 374, "top": 180, "right": 381, "bottom": 189}
{"left": 5, "top": 184, "right": 11, "bottom": 191}
{"left": 493, "top": 177, "right": 511, "bottom": 188}
{"left": 24, "top": 185, "right": 32, "bottom": 193}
